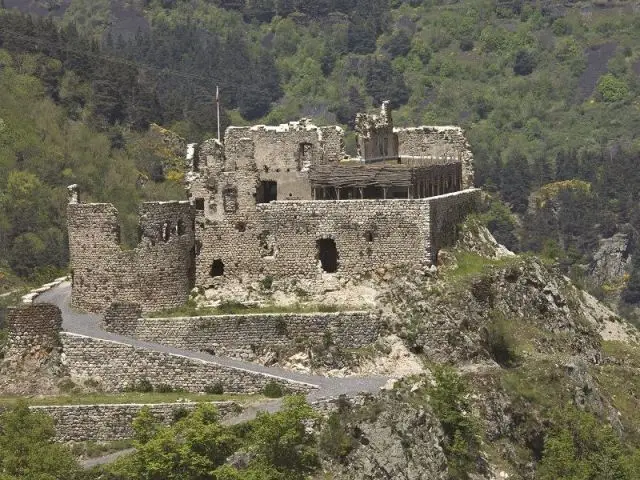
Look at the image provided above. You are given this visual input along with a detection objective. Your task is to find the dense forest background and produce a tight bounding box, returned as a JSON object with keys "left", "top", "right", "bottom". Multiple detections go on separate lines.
{"left": 2, "top": 0, "right": 640, "bottom": 313}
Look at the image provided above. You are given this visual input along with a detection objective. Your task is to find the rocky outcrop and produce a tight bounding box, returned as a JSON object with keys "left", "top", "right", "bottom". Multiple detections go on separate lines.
{"left": 322, "top": 396, "right": 448, "bottom": 480}
{"left": 588, "top": 231, "right": 633, "bottom": 286}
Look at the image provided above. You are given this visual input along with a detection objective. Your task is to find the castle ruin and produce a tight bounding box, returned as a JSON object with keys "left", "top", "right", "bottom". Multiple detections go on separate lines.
{"left": 68, "top": 103, "right": 480, "bottom": 313}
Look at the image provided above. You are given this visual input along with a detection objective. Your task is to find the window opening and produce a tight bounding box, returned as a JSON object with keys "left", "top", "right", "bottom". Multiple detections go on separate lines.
{"left": 256, "top": 181, "right": 277, "bottom": 203}
{"left": 210, "top": 259, "right": 224, "bottom": 277}
{"left": 195, "top": 198, "right": 205, "bottom": 211}
{"left": 223, "top": 187, "right": 238, "bottom": 213}
{"left": 176, "top": 219, "right": 186, "bottom": 236}
{"left": 297, "top": 143, "right": 313, "bottom": 171}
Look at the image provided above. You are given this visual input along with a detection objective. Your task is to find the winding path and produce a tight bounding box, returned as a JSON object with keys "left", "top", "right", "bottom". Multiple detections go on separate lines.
{"left": 37, "top": 283, "right": 387, "bottom": 400}
{"left": 34, "top": 283, "right": 388, "bottom": 466}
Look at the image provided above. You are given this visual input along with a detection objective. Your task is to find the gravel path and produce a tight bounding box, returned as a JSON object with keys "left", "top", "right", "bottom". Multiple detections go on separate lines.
{"left": 36, "top": 284, "right": 388, "bottom": 466}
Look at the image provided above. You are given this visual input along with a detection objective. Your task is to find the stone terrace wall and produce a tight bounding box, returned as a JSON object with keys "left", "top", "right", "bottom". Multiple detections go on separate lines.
{"left": 6, "top": 304, "right": 62, "bottom": 354}
{"left": 60, "top": 333, "right": 315, "bottom": 394}
{"left": 428, "top": 189, "right": 481, "bottom": 262}
{"left": 395, "top": 126, "right": 475, "bottom": 190}
{"left": 104, "top": 310, "right": 379, "bottom": 360}
{"left": 29, "top": 402, "right": 242, "bottom": 442}
{"left": 67, "top": 201, "right": 195, "bottom": 313}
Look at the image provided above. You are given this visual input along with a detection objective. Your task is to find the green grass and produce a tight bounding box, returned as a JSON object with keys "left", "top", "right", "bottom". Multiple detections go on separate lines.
{"left": 71, "top": 439, "right": 134, "bottom": 458}
{"left": 147, "top": 300, "right": 356, "bottom": 318}
{"left": 447, "top": 251, "right": 520, "bottom": 281}
{"left": 0, "top": 392, "right": 263, "bottom": 407}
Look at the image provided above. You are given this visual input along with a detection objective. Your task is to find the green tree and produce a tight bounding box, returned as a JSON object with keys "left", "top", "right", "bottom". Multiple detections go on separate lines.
{"left": 0, "top": 402, "right": 80, "bottom": 480}
{"left": 596, "top": 74, "right": 629, "bottom": 102}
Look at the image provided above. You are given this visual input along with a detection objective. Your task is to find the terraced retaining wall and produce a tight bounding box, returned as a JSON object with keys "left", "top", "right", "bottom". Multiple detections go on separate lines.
{"left": 29, "top": 401, "right": 242, "bottom": 442}
{"left": 60, "top": 333, "right": 316, "bottom": 394}
{"left": 105, "top": 306, "right": 380, "bottom": 360}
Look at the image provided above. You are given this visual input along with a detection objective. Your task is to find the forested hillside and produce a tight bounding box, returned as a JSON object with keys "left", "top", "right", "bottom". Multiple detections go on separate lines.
{"left": 3, "top": 0, "right": 640, "bottom": 312}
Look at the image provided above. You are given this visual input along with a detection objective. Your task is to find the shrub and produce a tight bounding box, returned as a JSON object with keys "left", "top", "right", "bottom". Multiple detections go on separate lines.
{"left": 57, "top": 378, "right": 77, "bottom": 393}
{"left": 128, "top": 378, "right": 154, "bottom": 393}
{"left": 155, "top": 383, "right": 175, "bottom": 393}
{"left": 597, "top": 73, "right": 629, "bottom": 102}
{"left": 483, "top": 316, "right": 519, "bottom": 367}
{"left": 260, "top": 275, "right": 274, "bottom": 290}
{"left": 204, "top": 382, "right": 224, "bottom": 395}
{"left": 263, "top": 381, "right": 285, "bottom": 398}
{"left": 426, "top": 367, "right": 481, "bottom": 479}
{"left": 319, "top": 413, "right": 356, "bottom": 460}
{"left": 171, "top": 407, "right": 190, "bottom": 423}
{"left": 275, "top": 318, "right": 288, "bottom": 336}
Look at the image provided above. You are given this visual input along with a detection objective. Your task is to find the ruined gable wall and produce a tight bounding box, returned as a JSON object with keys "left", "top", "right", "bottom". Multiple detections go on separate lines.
{"left": 319, "top": 126, "right": 346, "bottom": 164}
{"left": 68, "top": 201, "right": 195, "bottom": 314}
{"left": 104, "top": 311, "right": 379, "bottom": 360}
{"left": 395, "top": 127, "right": 475, "bottom": 189}
{"left": 225, "top": 122, "right": 340, "bottom": 200}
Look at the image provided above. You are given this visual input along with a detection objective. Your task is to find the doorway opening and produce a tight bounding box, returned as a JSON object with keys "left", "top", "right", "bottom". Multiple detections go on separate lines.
{"left": 316, "top": 238, "right": 338, "bottom": 273}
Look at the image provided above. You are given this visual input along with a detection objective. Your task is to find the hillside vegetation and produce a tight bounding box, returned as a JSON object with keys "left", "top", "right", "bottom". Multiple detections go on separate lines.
{"left": 2, "top": 1, "right": 640, "bottom": 306}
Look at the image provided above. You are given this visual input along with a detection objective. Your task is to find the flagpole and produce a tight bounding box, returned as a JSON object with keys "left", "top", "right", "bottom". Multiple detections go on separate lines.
{"left": 216, "top": 85, "right": 221, "bottom": 142}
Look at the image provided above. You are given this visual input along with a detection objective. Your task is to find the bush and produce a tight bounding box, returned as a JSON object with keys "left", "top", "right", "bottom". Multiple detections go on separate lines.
{"left": 263, "top": 381, "right": 285, "bottom": 398}
{"left": 205, "top": 382, "right": 224, "bottom": 395}
{"left": 319, "top": 413, "right": 356, "bottom": 460}
{"left": 426, "top": 367, "right": 481, "bottom": 479}
{"left": 483, "top": 317, "right": 519, "bottom": 367}
{"left": 171, "top": 407, "right": 190, "bottom": 423}
{"left": 260, "top": 275, "right": 274, "bottom": 290}
{"left": 128, "top": 378, "right": 154, "bottom": 393}
{"left": 597, "top": 73, "right": 629, "bottom": 102}
{"left": 155, "top": 383, "right": 175, "bottom": 393}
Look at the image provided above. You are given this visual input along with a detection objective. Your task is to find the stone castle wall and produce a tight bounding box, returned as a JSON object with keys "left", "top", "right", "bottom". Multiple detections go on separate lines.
{"left": 104, "top": 308, "right": 379, "bottom": 360}
{"left": 427, "top": 189, "right": 482, "bottom": 262}
{"left": 60, "top": 332, "right": 315, "bottom": 394}
{"left": 5, "top": 304, "right": 62, "bottom": 353}
{"left": 395, "top": 127, "right": 475, "bottom": 190}
{"left": 67, "top": 201, "right": 195, "bottom": 313}
{"left": 194, "top": 190, "right": 479, "bottom": 287}
{"left": 195, "top": 198, "right": 431, "bottom": 287}
{"left": 29, "top": 402, "right": 242, "bottom": 442}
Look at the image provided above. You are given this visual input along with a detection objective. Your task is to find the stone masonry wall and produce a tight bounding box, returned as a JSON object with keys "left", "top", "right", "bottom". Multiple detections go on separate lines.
{"left": 428, "top": 189, "right": 481, "bottom": 262}
{"left": 104, "top": 310, "right": 379, "bottom": 360}
{"left": 67, "top": 201, "right": 195, "bottom": 313}
{"left": 195, "top": 190, "right": 478, "bottom": 287}
{"left": 395, "top": 126, "right": 475, "bottom": 190}
{"left": 5, "top": 304, "right": 62, "bottom": 355}
{"left": 195, "top": 198, "right": 432, "bottom": 287}
{"left": 60, "top": 333, "right": 315, "bottom": 394}
{"left": 28, "top": 402, "right": 242, "bottom": 442}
